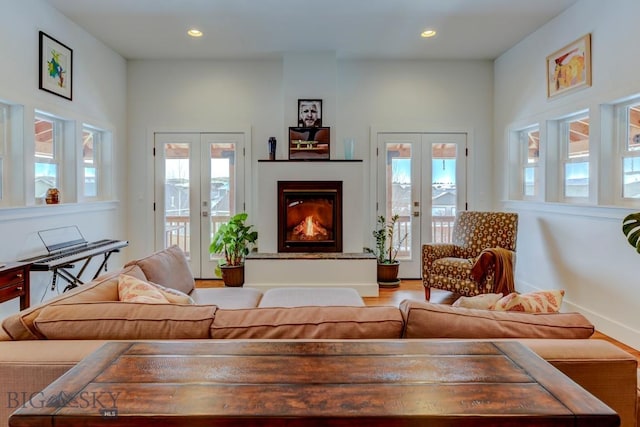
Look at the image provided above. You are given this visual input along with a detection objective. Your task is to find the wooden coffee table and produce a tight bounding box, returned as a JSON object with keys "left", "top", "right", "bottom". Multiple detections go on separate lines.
{"left": 9, "top": 340, "right": 619, "bottom": 426}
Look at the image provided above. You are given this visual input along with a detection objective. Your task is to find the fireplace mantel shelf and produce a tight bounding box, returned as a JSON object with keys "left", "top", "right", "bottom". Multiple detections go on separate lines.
{"left": 247, "top": 252, "right": 375, "bottom": 260}
{"left": 258, "top": 159, "right": 362, "bottom": 163}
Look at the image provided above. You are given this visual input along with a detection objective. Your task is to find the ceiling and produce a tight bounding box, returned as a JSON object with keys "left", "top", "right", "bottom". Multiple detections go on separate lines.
{"left": 43, "top": 0, "right": 579, "bottom": 61}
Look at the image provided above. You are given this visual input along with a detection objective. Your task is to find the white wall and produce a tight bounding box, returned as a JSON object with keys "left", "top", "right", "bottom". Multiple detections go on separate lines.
{"left": 0, "top": 0, "right": 127, "bottom": 317}
{"left": 127, "top": 56, "right": 494, "bottom": 261}
{"left": 494, "top": 0, "right": 640, "bottom": 347}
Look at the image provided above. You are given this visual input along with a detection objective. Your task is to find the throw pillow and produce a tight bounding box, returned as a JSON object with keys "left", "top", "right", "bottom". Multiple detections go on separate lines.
{"left": 492, "top": 290, "right": 565, "bottom": 313}
{"left": 118, "top": 274, "right": 170, "bottom": 304}
{"left": 452, "top": 293, "right": 503, "bottom": 310}
{"left": 151, "top": 282, "right": 195, "bottom": 305}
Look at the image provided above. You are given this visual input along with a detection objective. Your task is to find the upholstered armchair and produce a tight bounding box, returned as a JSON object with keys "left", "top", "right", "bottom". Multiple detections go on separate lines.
{"left": 422, "top": 211, "right": 518, "bottom": 301}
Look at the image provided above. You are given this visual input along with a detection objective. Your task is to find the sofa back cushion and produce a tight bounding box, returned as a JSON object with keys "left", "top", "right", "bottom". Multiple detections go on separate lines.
{"left": 1, "top": 264, "right": 145, "bottom": 340}
{"left": 400, "top": 299, "right": 594, "bottom": 339}
{"left": 211, "top": 306, "right": 404, "bottom": 339}
{"left": 125, "top": 245, "right": 195, "bottom": 295}
{"left": 33, "top": 302, "right": 217, "bottom": 340}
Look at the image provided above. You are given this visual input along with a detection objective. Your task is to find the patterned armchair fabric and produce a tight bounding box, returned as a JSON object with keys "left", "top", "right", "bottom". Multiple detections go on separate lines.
{"left": 422, "top": 211, "right": 518, "bottom": 300}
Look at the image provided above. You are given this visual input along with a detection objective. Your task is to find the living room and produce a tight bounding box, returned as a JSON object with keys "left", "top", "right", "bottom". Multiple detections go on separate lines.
{"left": 0, "top": 0, "right": 638, "bottom": 357}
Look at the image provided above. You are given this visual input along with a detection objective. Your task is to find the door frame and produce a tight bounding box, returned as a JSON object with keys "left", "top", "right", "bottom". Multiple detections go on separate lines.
{"left": 151, "top": 126, "right": 252, "bottom": 278}
{"left": 370, "top": 126, "right": 470, "bottom": 278}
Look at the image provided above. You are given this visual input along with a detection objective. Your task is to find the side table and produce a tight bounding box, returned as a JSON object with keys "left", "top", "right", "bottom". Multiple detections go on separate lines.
{"left": 0, "top": 262, "right": 30, "bottom": 310}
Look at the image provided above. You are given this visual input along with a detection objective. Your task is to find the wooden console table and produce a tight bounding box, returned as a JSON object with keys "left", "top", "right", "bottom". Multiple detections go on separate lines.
{"left": 0, "top": 262, "right": 30, "bottom": 310}
{"left": 9, "top": 340, "right": 619, "bottom": 426}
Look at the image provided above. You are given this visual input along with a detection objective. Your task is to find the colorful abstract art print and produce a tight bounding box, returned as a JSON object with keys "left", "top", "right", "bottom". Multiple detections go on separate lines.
{"left": 39, "top": 32, "right": 73, "bottom": 100}
{"left": 546, "top": 34, "right": 591, "bottom": 99}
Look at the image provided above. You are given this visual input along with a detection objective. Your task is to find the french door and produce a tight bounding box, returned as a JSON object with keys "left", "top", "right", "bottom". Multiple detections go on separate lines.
{"left": 154, "top": 132, "right": 245, "bottom": 278}
{"left": 376, "top": 132, "right": 467, "bottom": 278}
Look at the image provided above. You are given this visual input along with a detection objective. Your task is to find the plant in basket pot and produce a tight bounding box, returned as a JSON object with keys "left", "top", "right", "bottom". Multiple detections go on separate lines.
{"left": 209, "top": 212, "right": 258, "bottom": 287}
{"left": 366, "top": 214, "right": 408, "bottom": 288}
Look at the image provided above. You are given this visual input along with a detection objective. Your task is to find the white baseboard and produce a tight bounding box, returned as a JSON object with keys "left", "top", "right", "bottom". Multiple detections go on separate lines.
{"left": 517, "top": 279, "right": 640, "bottom": 349}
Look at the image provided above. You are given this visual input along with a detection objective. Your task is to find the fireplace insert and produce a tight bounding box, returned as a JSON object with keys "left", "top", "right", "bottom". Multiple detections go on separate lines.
{"left": 277, "top": 181, "right": 342, "bottom": 252}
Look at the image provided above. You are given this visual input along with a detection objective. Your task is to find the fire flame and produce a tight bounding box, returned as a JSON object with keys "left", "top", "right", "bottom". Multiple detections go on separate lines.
{"left": 293, "top": 215, "right": 328, "bottom": 240}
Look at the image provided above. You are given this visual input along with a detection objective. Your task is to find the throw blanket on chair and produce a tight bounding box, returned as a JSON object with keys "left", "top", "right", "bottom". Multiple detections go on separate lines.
{"left": 470, "top": 247, "right": 515, "bottom": 295}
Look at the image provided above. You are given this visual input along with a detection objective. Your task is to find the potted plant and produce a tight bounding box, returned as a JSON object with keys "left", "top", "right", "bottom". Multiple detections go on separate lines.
{"left": 622, "top": 212, "right": 640, "bottom": 254}
{"left": 209, "top": 212, "right": 258, "bottom": 287}
{"left": 366, "top": 214, "right": 408, "bottom": 287}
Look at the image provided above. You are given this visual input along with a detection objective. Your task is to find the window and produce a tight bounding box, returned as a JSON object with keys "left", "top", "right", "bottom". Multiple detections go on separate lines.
{"left": 0, "top": 102, "right": 7, "bottom": 202}
{"left": 519, "top": 125, "right": 540, "bottom": 198}
{"left": 82, "top": 125, "right": 100, "bottom": 198}
{"left": 560, "top": 113, "right": 590, "bottom": 200}
{"left": 34, "top": 114, "right": 62, "bottom": 201}
{"left": 616, "top": 99, "right": 640, "bottom": 199}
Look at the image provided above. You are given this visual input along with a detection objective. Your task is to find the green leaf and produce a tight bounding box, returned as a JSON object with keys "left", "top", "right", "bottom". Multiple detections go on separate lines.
{"left": 622, "top": 213, "right": 640, "bottom": 254}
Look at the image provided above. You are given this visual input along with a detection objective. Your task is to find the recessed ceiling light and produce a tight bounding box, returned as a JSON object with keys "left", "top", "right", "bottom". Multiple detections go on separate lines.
{"left": 187, "top": 28, "right": 203, "bottom": 38}
{"left": 420, "top": 29, "right": 437, "bottom": 38}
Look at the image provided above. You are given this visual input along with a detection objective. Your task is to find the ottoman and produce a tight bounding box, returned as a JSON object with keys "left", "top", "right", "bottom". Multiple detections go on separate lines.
{"left": 258, "top": 287, "right": 364, "bottom": 307}
{"left": 191, "top": 287, "right": 263, "bottom": 308}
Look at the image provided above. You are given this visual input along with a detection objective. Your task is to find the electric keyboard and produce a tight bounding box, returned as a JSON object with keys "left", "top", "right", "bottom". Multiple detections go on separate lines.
{"left": 24, "top": 239, "right": 129, "bottom": 270}
{"left": 20, "top": 226, "right": 129, "bottom": 292}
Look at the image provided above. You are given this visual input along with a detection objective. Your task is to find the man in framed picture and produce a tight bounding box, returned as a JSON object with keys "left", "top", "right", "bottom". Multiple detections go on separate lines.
{"left": 298, "top": 100, "right": 322, "bottom": 127}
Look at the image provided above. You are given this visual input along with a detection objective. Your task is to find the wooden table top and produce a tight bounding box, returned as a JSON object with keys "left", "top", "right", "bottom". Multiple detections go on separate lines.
{"left": 9, "top": 340, "right": 619, "bottom": 427}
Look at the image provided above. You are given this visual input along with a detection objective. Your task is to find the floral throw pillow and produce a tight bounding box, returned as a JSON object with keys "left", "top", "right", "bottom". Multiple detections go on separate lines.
{"left": 118, "top": 274, "right": 195, "bottom": 304}
{"left": 118, "top": 274, "right": 170, "bottom": 304}
{"left": 492, "top": 290, "right": 565, "bottom": 313}
{"left": 452, "top": 293, "right": 503, "bottom": 310}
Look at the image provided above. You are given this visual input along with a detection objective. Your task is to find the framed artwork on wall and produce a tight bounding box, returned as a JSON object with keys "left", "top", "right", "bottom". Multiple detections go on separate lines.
{"left": 39, "top": 31, "right": 73, "bottom": 100}
{"left": 546, "top": 34, "right": 591, "bottom": 99}
{"left": 289, "top": 127, "right": 330, "bottom": 160}
{"left": 298, "top": 99, "right": 322, "bottom": 127}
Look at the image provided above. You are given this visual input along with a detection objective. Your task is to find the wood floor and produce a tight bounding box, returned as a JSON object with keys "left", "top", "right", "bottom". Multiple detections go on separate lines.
{"left": 196, "top": 278, "right": 640, "bottom": 361}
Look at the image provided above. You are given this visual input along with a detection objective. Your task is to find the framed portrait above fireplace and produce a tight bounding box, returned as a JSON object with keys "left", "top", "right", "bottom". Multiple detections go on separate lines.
{"left": 298, "top": 99, "right": 322, "bottom": 127}
{"left": 289, "top": 126, "right": 330, "bottom": 160}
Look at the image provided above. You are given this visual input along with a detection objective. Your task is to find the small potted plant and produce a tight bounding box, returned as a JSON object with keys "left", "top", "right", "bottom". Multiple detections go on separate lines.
{"left": 209, "top": 212, "right": 258, "bottom": 287}
{"left": 366, "top": 214, "right": 408, "bottom": 287}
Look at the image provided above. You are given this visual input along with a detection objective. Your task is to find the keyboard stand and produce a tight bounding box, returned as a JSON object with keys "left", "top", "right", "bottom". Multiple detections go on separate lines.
{"left": 53, "top": 249, "right": 120, "bottom": 292}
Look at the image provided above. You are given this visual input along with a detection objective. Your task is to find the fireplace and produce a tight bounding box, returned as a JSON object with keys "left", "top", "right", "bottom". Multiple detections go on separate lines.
{"left": 278, "top": 181, "right": 342, "bottom": 252}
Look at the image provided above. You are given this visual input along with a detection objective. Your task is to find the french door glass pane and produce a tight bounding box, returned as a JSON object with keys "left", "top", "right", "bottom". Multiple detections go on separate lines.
{"left": 209, "top": 142, "right": 235, "bottom": 260}
{"left": 164, "top": 143, "right": 191, "bottom": 257}
{"left": 432, "top": 143, "right": 456, "bottom": 243}
{"left": 385, "top": 143, "right": 411, "bottom": 260}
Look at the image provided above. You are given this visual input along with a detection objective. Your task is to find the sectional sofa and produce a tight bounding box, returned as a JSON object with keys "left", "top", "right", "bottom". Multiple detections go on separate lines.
{"left": 0, "top": 245, "right": 637, "bottom": 427}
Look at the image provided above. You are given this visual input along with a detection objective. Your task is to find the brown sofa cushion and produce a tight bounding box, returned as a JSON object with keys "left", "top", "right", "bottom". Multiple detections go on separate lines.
{"left": 1, "top": 264, "right": 145, "bottom": 340}
{"left": 400, "top": 299, "right": 595, "bottom": 339}
{"left": 211, "top": 306, "right": 404, "bottom": 339}
{"left": 125, "top": 245, "right": 195, "bottom": 295}
{"left": 33, "top": 302, "right": 217, "bottom": 340}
